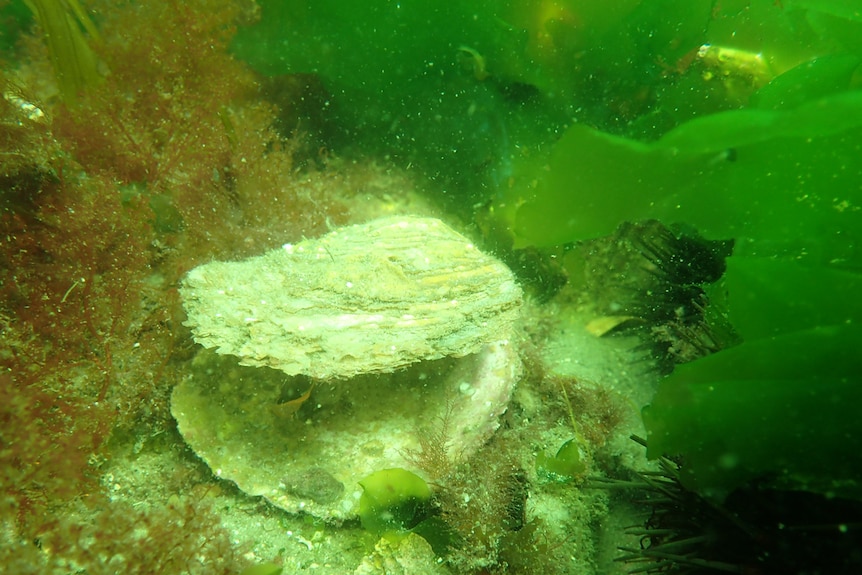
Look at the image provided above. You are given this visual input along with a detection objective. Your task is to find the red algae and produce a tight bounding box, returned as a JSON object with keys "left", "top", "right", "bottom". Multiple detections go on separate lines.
{"left": 0, "top": 0, "right": 359, "bottom": 571}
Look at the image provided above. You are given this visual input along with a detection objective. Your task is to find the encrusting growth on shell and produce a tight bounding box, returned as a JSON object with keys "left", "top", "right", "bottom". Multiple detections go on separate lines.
{"left": 180, "top": 215, "right": 522, "bottom": 380}
{"left": 174, "top": 215, "right": 523, "bottom": 520}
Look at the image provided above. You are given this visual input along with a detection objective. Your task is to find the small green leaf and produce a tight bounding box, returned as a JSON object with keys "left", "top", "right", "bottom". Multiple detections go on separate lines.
{"left": 358, "top": 468, "right": 431, "bottom": 537}
{"left": 238, "top": 563, "right": 283, "bottom": 575}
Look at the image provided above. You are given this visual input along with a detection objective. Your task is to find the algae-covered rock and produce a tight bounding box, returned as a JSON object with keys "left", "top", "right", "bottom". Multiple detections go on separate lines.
{"left": 353, "top": 533, "right": 448, "bottom": 575}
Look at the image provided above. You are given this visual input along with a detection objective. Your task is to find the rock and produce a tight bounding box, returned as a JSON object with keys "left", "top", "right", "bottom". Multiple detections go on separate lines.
{"left": 353, "top": 534, "right": 448, "bottom": 575}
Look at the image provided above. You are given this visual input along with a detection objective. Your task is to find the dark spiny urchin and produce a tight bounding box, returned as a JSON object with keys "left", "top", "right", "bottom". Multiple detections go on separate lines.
{"left": 575, "top": 220, "right": 736, "bottom": 373}
{"left": 601, "top": 437, "right": 862, "bottom": 575}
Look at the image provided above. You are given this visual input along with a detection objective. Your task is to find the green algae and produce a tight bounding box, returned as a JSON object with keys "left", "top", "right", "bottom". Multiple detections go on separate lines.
{"left": 238, "top": 563, "right": 283, "bottom": 575}
{"left": 23, "top": 0, "right": 102, "bottom": 104}
{"left": 643, "top": 324, "right": 862, "bottom": 502}
{"left": 230, "top": 0, "right": 862, "bottom": 211}
{"left": 452, "top": 2, "right": 862, "bottom": 511}
{"left": 505, "top": 87, "right": 862, "bottom": 266}
{"left": 722, "top": 258, "right": 862, "bottom": 340}
{"left": 358, "top": 468, "right": 432, "bottom": 538}
{"left": 642, "top": 256, "right": 862, "bottom": 502}
{"left": 536, "top": 438, "right": 587, "bottom": 482}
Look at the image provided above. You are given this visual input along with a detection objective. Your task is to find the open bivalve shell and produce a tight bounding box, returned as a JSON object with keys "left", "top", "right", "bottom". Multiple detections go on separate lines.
{"left": 172, "top": 216, "right": 523, "bottom": 519}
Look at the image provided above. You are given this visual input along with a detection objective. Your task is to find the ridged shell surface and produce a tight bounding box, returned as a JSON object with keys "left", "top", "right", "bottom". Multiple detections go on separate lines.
{"left": 180, "top": 216, "right": 522, "bottom": 379}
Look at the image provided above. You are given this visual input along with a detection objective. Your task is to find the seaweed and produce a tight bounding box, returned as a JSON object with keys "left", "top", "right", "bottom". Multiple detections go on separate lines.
{"left": 23, "top": 0, "right": 102, "bottom": 104}
{"left": 0, "top": 0, "right": 320, "bottom": 570}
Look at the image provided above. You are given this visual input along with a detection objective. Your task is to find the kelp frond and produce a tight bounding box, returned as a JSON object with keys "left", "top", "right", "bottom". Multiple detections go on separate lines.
{"left": 23, "top": 0, "right": 102, "bottom": 104}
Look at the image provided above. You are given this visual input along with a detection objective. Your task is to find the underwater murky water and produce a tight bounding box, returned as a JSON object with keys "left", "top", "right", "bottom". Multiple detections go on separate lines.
{"left": 3, "top": 1, "right": 861, "bottom": 573}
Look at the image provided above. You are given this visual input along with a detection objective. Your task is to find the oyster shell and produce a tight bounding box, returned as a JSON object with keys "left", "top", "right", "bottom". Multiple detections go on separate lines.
{"left": 173, "top": 216, "right": 523, "bottom": 519}
{"left": 180, "top": 215, "right": 522, "bottom": 380}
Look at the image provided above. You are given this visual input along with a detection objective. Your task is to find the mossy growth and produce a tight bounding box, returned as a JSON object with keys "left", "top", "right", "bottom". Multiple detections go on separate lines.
{"left": 1, "top": 0, "right": 348, "bottom": 572}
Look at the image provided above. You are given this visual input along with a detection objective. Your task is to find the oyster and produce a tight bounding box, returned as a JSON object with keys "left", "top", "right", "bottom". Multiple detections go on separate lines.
{"left": 180, "top": 215, "right": 521, "bottom": 379}
{"left": 172, "top": 215, "right": 523, "bottom": 519}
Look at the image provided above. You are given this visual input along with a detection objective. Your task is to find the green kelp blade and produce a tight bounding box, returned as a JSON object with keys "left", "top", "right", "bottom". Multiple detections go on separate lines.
{"left": 656, "top": 89, "right": 862, "bottom": 155}
{"left": 751, "top": 53, "right": 860, "bottom": 110}
{"left": 642, "top": 324, "right": 862, "bottom": 502}
{"left": 723, "top": 257, "right": 862, "bottom": 340}
{"left": 509, "top": 124, "right": 682, "bottom": 246}
{"left": 790, "top": 0, "right": 862, "bottom": 23}
{"left": 23, "top": 0, "right": 102, "bottom": 104}
{"left": 507, "top": 89, "right": 862, "bottom": 265}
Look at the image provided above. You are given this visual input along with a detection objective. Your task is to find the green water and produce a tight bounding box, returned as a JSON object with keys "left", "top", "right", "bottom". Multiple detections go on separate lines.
{"left": 4, "top": 0, "right": 862, "bottom": 572}
{"left": 233, "top": 0, "right": 862, "bottom": 504}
